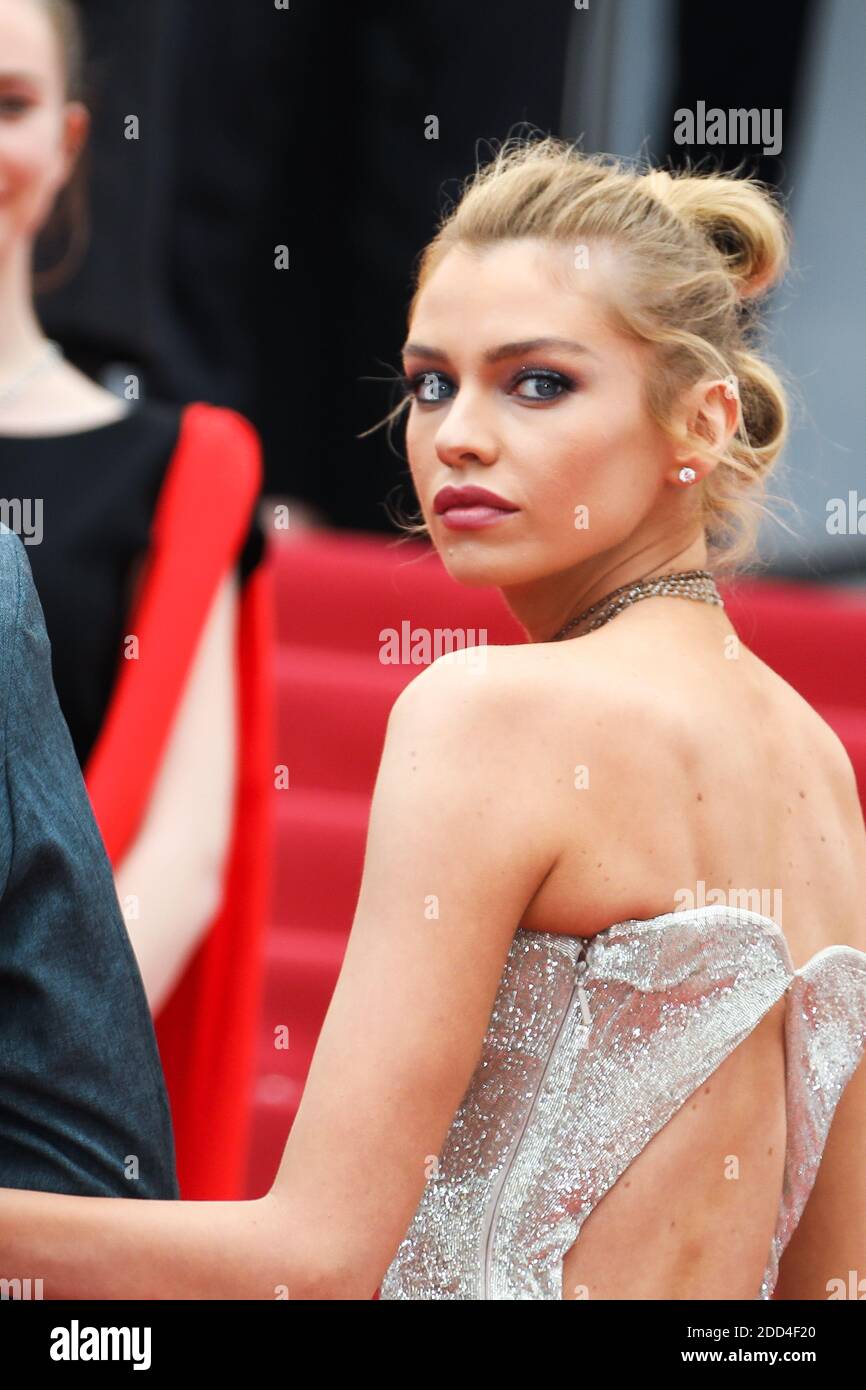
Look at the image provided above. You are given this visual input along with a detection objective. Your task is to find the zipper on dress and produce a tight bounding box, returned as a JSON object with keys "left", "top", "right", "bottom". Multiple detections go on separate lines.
{"left": 480, "top": 936, "right": 591, "bottom": 1298}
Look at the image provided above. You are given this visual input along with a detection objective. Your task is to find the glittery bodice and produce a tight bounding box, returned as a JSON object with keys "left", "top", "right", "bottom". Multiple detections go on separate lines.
{"left": 378, "top": 905, "right": 866, "bottom": 1300}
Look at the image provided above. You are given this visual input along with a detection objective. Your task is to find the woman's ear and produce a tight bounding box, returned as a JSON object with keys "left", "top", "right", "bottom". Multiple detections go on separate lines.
{"left": 673, "top": 377, "right": 739, "bottom": 469}
{"left": 59, "top": 101, "right": 89, "bottom": 184}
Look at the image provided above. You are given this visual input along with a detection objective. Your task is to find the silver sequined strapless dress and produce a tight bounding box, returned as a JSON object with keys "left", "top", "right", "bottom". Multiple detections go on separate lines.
{"left": 378, "top": 904, "right": 866, "bottom": 1300}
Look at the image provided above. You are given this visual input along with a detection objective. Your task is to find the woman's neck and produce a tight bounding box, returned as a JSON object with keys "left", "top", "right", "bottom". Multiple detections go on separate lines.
{"left": 502, "top": 536, "right": 714, "bottom": 644}
{"left": 0, "top": 241, "right": 52, "bottom": 372}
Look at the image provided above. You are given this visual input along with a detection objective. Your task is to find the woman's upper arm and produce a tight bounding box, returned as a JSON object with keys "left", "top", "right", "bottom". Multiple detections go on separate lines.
{"left": 130, "top": 566, "right": 238, "bottom": 860}
{"left": 269, "top": 653, "right": 561, "bottom": 1299}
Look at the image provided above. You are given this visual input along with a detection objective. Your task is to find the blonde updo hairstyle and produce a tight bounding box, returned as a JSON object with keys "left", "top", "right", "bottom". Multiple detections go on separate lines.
{"left": 383, "top": 135, "right": 795, "bottom": 575}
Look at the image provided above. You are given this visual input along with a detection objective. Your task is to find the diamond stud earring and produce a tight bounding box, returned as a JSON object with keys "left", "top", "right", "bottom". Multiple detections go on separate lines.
{"left": 723, "top": 374, "right": 739, "bottom": 401}
{"left": 678, "top": 466, "right": 697, "bottom": 484}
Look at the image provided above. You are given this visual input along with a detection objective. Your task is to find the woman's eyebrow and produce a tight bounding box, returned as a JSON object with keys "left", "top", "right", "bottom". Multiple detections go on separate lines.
{"left": 401, "top": 337, "right": 599, "bottom": 365}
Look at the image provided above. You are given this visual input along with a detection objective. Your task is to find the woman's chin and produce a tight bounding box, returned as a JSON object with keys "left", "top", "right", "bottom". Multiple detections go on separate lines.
{"left": 435, "top": 548, "right": 525, "bottom": 589}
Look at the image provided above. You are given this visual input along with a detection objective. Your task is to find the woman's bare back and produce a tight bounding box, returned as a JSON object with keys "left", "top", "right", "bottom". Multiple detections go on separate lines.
{"left": 490, "top": 604, "right": 866, "bottom": 1297}
{"left": 510, "top": 607, "right": 866, "bottom": 972}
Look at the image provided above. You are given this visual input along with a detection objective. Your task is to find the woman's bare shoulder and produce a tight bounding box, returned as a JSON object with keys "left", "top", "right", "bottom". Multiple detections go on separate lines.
{"left": 390, "top": 643, "right": 556, "bottom": 745}
{"left": 386, "top": 642, "right": 627, "bottom": 806}
{"left": 390, "top": 641, "right": 654, "bottom": 814}
{"left": 393, "top": 640, "right": 629, "bottom": 728}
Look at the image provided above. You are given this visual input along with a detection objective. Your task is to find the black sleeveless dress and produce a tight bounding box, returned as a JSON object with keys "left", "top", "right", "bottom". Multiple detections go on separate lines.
{"left": 0, "top": 397, "right": 263, "bottom": 768}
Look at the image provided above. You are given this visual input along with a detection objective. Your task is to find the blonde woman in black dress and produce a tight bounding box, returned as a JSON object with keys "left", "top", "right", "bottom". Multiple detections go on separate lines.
{"left": 2, "top": 137, "right": 865, "bottom": 1299}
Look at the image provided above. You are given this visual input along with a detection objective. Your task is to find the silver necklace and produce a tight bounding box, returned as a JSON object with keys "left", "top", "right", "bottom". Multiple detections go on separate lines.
{"left": 0, "top": 340, "right": 64, "bottom": 410}
{"left": 551, "top": 569, "right": 724, "bottom": 641}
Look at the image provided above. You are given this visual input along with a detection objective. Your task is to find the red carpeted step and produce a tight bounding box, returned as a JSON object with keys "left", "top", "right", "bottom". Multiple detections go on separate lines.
{"left": 246, "top": 926, "right": 349, "bottom": 1195}
{"left": 274, "top": 645, "right": 410, "bottom": 795}
{"left": 717, "top": 580, "right": 866, "bottom": 708}
{"left": 272, "top": 531, "right": 524, "bottom": 652}
{"left": 271, "top": 788, "right": 369, "bottom": 933}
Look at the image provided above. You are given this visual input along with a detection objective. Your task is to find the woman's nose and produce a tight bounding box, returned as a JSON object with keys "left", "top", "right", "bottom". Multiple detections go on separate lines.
{"left": 434, "top": 396, "right": 499, "bottom": 469}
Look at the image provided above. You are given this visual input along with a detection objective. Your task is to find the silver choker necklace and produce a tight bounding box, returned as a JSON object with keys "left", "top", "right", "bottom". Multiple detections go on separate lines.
{"left": 550, "top": 569, "right": 724, "bottom": 641}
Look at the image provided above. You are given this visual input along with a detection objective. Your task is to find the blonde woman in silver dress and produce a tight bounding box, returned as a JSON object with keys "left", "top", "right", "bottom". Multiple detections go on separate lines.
{"left": 2, "top": 138, "right": 865, "bottom": 1300}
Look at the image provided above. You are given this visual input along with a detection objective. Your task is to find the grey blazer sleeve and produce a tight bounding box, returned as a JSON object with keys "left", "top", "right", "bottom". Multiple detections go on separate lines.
{"left": 0, "top": 527, "right": 179, "bottom": 1198}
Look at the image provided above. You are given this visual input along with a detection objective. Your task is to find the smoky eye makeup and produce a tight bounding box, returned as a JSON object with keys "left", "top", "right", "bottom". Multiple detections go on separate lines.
{"left": 509, "top": 367, "right": 579, "bottom": 400}
{"left": 399, "top": 364, "right": 580, "bottom": 405}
